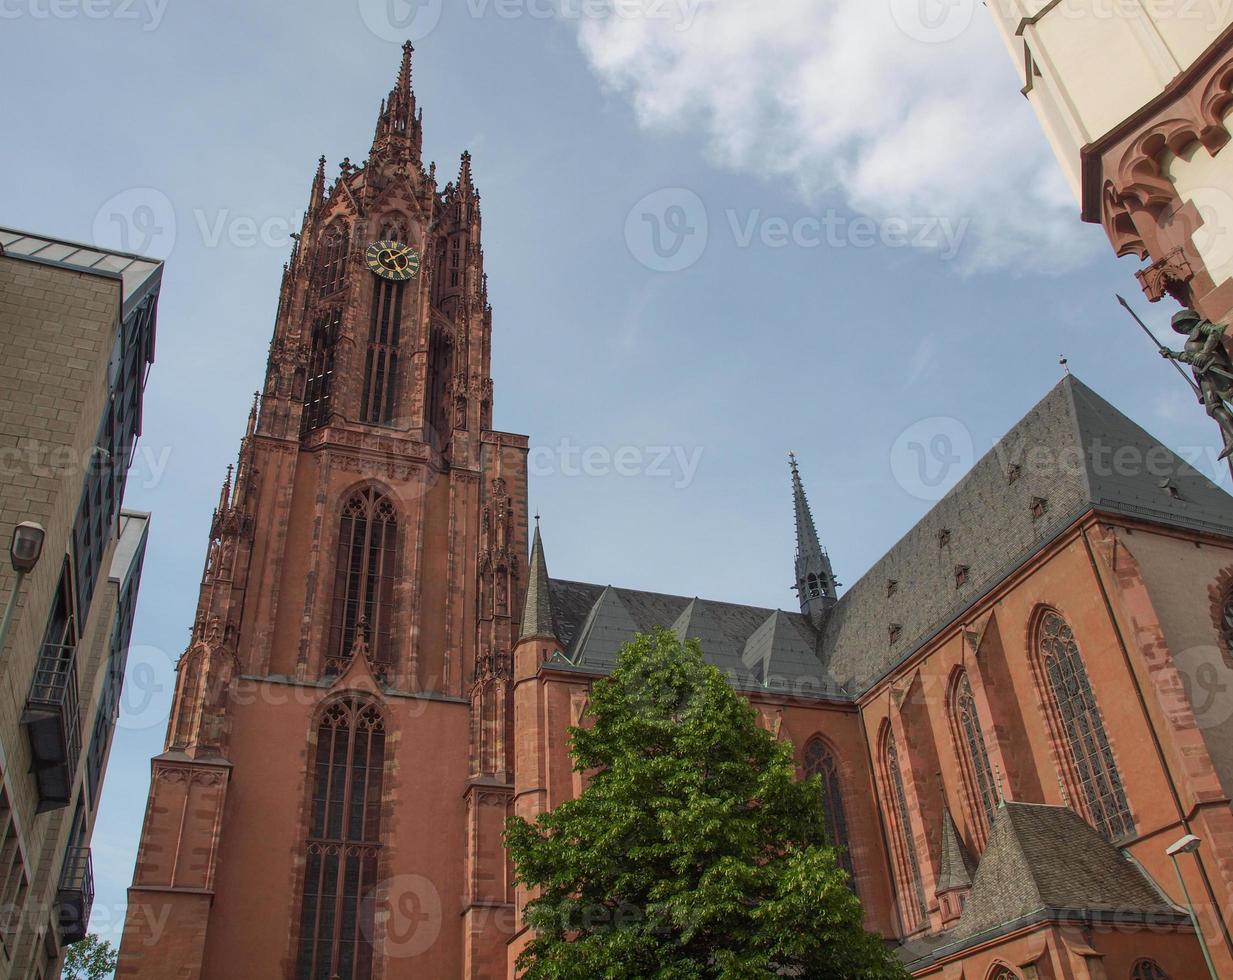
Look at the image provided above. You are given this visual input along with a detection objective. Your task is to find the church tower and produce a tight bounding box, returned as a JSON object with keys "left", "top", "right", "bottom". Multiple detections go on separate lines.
{"left": 789, "top": 453, "right": 837, "bottom": 626}
{"left": 117, "top": 44, "right": 529, "bottom": 980}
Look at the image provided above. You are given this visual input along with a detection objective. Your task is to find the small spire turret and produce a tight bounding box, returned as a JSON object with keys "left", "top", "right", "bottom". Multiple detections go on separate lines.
{"left": 789, "top": 453, "right": 838, "bottom": 626}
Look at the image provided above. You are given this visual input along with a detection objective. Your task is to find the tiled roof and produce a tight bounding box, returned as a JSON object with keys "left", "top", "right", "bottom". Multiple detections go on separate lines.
{"left": 936, "top": 808, "right": 976, "bottom": 894}
{"left": 539, "top": 377, "right": 1233, "bottom": 700}
{"left": 519, "top": 525, "right": 557, "bottom": 641}
{"left": 951, "top": 803, "right": 1179, "bottom": 941}
{"left": 820, "top": 375, "right": 1233, "bottom": 691}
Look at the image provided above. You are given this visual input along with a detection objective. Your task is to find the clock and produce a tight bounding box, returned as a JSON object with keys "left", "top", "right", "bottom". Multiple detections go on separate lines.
{"left": 366, "top": 240, "right": 420, "bottom": 282}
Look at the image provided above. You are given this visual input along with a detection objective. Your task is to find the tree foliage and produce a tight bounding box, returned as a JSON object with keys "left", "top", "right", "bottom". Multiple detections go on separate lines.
{"left": 62, "top": 934, "right": 118, "bottom": 980}
{"left": 505, "top": 629, "right": 908, "bottom": 979}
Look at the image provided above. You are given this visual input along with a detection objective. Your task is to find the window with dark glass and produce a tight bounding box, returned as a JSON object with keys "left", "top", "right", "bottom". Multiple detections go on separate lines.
{"left": 803, "top": 738, "right": 855, "bottom": 885}
{"left": 360, "top": 278, "right": 404, "bottom": 425}
{"left": 328, "top": 489, "right": 398, "bottom": 677}
{"left": 424, "top": 326, "right": 452, "bottom": 448}
{"left": 951, "top": 670, "right": 998, "bottom": 834}
{"left": 1130, "top": 960, "right": 1168, "bottom": 980}
{"left": 1038, "top": 611, "right": 1134, "bottom": 840}
{"left": 302, "top": 309, "right": 341, "bottom": 435}
{"left": 296, "top": 699, "right": 385, "bottom": 980}
{"left": 318, "top": 226, "right": 350, "bottom": 298}
{"left": 1221, "top": 587, "right": 1233, "bottom": 666}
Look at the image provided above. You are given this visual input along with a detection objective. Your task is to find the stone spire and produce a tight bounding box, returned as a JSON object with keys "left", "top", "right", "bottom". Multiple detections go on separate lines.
{"left": 370, "top": 40, "right": 423, "bottom": 167}
{"left": 519, "top": 519, "right": 557, "bottom": 642}
{"left": 789, "top": 452, "right": 838, "bottom": 626}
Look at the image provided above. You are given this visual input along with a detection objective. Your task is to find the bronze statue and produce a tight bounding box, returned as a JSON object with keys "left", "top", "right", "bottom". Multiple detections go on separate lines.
{"left": 1160, "top": 308, "right": 1233, "bottom": 460}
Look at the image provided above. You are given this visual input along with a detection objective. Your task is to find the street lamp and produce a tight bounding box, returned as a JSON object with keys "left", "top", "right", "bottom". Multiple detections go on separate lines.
{"left": 0, "top": 522, "right": 45, "bottom": 659}
{"left": 1167, "top": 834, "right": 1219, "bottom": 980}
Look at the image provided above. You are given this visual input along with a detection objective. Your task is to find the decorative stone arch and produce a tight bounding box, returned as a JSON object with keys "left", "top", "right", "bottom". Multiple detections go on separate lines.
{"left": 1199, "top": 56, "right": 1233, "bottom": 143}
{"left": 1207, "top": 562, "right": 1233, "bottom": 669}
{"left": 1025, "top": 603, "right": 1135, "bottom": 841}
{"left": 315, "top": 216, "right": 353, "bottom": 298}
{"left": 1130, "top": 957, "right": 1170, "bottom": 980}
{"left": 985, "top": 963, "right": 1019, "bottom": 980}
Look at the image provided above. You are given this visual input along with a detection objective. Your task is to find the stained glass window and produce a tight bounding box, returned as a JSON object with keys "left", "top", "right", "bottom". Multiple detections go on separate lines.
{"left": 803, "top": 738, "right": 856, "bottom": 885}
{"left": 1038, "top": 611, "right": 1134, "bottom": 840}
{"left": 328, "top": 489, "right": 398, "bottom": 678}
{"left": 296, "top": 699, "right": 385, "bottom": 980}
{"left": 951, "top": 671, "right": 998, "bottom": 833}
{"left": 882, "top": 728, "right": 926, "bottom": 927}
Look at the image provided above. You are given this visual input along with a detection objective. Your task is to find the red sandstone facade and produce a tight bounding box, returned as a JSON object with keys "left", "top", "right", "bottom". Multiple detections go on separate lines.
{"left": 118, "top": 47, "right": 1233, "bottom": 980}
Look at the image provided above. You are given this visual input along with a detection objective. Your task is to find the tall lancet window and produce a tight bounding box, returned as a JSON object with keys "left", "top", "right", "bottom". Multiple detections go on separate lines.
{"left": 949, "top": 669, "right": 998, "bottom": 840}
{"left": 302, "top": 309, "right": 341, "bottom": 435}
{"left": 318, "top": 224, "right": 350, "bottom": 298}
{"left": 803, "top": 738, "right": 856, "bottom": 886}
{"left": 328, "top": 489, "right": 398, "bottom": 677}
{"left": 1036, "top": 611, "right": 1134, "bottom": 840}
{"left": 880, "top": 725, "right": 926, "bottom": 930}
{"left": 425, "top": 326, "right": 453, "bottom": 447}
{"left": 296, "top": 698, "right": 385, "bottom": 980}
{"left": 361, "top": 277, "right": 404, "bottom": 425}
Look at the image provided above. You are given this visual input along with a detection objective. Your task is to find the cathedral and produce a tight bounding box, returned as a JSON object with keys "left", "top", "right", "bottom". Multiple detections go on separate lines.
{"left": 117, "top": 46, "right": 1233, "bottom": 979}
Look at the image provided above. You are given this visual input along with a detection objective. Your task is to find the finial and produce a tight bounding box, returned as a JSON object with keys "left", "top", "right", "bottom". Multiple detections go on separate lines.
{"left": 1059, "top": 354, "right": 1070, "bottom": 375}
{"left": 534, "top": 512, "right": 541, "bottom": 528}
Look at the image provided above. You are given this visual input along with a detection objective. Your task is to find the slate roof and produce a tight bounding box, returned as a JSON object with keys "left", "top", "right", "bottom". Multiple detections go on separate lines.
{"left": 538, "top": 376, "right": 1233, "bottom": 699}
{"left": 950, "top": 802, "right": 1181, "bottom": 941}
{"left": 546, "top": 580, "right": 838, "bottom": 697}
{"left": 936, "top": 809, "right": 977, "bottom": 894}
{"left": 520, "top": 525, "right": 557, "bottom": 641}
{"left": 820, "top": 374, "right": 1233, "bottom": 691}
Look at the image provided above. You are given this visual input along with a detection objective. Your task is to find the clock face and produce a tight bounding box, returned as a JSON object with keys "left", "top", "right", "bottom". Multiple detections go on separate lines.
{"left": 366, "top": 240, "right": 420, "bottom": 282}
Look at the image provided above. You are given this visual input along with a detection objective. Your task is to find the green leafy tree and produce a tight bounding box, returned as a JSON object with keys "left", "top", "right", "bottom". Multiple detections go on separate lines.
{"left": 506, "top": 628, "right": 908, "bottom": 979}
{"left": 61, "top": 934, "right": 118, "bottom": 980}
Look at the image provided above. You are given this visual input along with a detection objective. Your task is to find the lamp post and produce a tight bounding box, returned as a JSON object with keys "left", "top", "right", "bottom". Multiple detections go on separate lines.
{"left": 0, "top": 522, "right": 45, "bottom": 659}
{"left": 1167, "top": 834, "right": 1219, "bottom": 980}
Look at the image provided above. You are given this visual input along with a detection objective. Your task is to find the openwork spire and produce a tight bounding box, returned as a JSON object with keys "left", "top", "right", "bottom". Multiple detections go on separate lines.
{"left": 789, "top": 452, "right": 838, "bottom": 625}
{"left": 371, "top": 40, "right": 423, "bottom": 166}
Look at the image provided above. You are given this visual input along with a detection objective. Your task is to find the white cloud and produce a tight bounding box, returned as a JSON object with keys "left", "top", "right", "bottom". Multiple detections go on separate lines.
{"left": 570, "top": 0, "right": 1096, "bottom": 273}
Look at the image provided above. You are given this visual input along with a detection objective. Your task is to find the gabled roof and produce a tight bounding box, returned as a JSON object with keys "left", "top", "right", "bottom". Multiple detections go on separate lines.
{"left": 538, "top": 377, "right": 1233, "bottom": 700}
{"left": 0, "top": 226, "right": 163, "bottom": 319}
{"left": 547, "top": 580, "right": 834, "bottom": 697}
{"left": 820, "top": 375, "right": 1233, "bottom": 691}
{"left": 952, "top": 803, "right": 1179, "bottom": 941}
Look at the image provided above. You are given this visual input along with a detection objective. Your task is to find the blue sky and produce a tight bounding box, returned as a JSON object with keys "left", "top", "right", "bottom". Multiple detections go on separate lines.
{"left": 1, "top": 0, "right": 1224, "bottom": 951}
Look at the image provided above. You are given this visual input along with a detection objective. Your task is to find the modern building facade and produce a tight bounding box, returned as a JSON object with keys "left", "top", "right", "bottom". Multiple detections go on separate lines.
{"left": 0, "top": 229, "right": 159, "bottom": 977}
{"left": 987, "top": 2, "right": 1233, "bottom": 322}
{"left": 117, "top": 46, "right": 1233, "bottom": 979}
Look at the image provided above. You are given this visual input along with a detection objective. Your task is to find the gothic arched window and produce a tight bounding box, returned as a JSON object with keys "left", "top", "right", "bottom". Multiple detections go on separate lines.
{"left": 988, "top": 968, "right": 1019, "bottom": 980}
{"left": 949, "top": 669, "right": 998, "bottom": 839}
{"left": 361, "top": 274, "right": 404, "bottom": 425}
{"left": 296, "top": 699, "right": 385, "bottom": 980}
{"left": 1130, "top": 960, "right": 1169, "bottom": 980}
{"left": 1037, "top": 611, "right": 1134, "bottom": 841}
{"left": 329, "top": 489, "right": 398, "bottom": 677}
{"left": 803, "top": 738, "right": 856, "bottom": 886}
{"left": 318, "top": 224, "right": 350, "bottom": 298}
{"left": 880, "top": 724, "right": 926, "bottom": 930}
{"left": 806, "top": 573, "right": 821, "bottom": 599}
{"left": 302, "top": 308, "right": 341, "bottom": 435}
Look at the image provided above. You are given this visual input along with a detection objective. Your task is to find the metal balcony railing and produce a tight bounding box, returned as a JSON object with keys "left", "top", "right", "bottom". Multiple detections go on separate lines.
{"left": 21, "top": 641, "right": 82, "bottom": 812}
{"left": 56, "top": 846, "right": 94, "bottom": 945}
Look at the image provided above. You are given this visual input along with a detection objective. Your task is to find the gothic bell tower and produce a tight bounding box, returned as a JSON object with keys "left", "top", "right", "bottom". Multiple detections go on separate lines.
{"left": 118, "top": 44, "right": 528, "bottom": 980}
